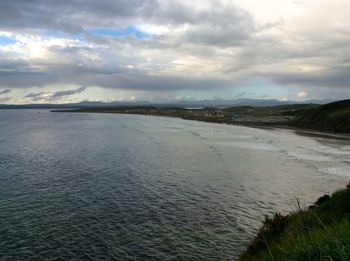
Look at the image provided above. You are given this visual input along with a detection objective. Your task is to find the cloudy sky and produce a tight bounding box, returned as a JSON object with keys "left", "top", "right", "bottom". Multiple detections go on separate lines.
{"left": 0, "top": 0, "right": 349, "bottom": 104}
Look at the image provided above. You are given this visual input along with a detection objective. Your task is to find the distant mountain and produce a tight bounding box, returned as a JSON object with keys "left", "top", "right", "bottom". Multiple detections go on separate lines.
{"left": 168, "top": 98, "right": 295, "bottom": 107}
{"left": 0, "top": 101, "right": 151, "bottom": 109}
{"left": 170, "top": 98, "right": 338, "bottom": 107}
{"left": 0, "top": 98, "right": 335, "bottom": 109}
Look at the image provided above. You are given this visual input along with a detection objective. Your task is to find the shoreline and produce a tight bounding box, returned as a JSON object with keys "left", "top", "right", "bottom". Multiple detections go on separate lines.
{"left": 52, "top": 110, "right": 350, "bottom": 142}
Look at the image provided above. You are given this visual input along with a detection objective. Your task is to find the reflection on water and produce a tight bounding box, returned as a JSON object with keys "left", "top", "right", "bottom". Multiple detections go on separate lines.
{"left": 0, "top": 110, "right": 349, "bottom": 260}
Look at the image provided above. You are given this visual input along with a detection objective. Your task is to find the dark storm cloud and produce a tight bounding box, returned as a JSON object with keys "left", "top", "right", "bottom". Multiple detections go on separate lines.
{"left": 50, "top": 86, "right": 87, "bottom": 98}
{"left": 0, "top": 57, "right": 235, "bottom": 92}
{"left": 174, "top": 2, "right": 255, "bottom": 47}
{"left": 0, "top": 71, "right": 53, "bottom": 88}
{"left": 0, "top": 0, "right": 255, "bottom": 44}
{"left": 0, "top": 89, "right": 11, "bottom": 95}
{"left": 77, "top": 73, "right": 233, "bottom": 91}
{"left": 24, "top": 86, "right": 87, "bottom": 101}
{"left": 24, "top": 91, "right": 44, "bottom": 99}
{"left": 0, "top": 0, "right": 158, "bottom": 33}
{"left": 0, "top": 0, "right": 234, "bottom": 28}
{"left": 267, "top": 66, "right": 350, "bottom": 88}
{"left": 0, "top": 58, "right": 31, "bottom": 73}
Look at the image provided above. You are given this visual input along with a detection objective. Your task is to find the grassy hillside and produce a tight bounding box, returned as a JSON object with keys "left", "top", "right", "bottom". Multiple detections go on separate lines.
{"left": 291, "top": 99, "right": 350, "bottom": 132}
{"left": 239, "top": 183, "right": 350, "bottom": 261}
{"left": 223, "top": 104, "right": 317, "bottom": 120}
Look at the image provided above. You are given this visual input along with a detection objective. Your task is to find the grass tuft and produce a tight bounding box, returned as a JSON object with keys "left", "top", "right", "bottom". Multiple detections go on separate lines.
{"left": 239, "top": 183, "right": 350, "bottom": 261}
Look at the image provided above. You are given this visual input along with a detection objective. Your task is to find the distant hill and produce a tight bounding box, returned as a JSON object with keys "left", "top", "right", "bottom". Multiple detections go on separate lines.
{"left": 291, "top": 99, "right": 350, "bottom": 132}
{"left": 0, "top": 101, "right": 151, "bottom": 109}
{"left": 0, "top": 98, "right": 332, "bottom": 109}
{"left": 166, "top": 98, "right": 333, "bottom": 107}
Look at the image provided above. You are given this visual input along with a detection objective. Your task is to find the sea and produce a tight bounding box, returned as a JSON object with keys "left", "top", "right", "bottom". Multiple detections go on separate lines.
{"left": 0, "top": 110, "right": 349, "bottom": 260}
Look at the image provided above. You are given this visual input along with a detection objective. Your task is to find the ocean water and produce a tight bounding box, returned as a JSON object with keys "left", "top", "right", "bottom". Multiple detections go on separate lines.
{"left": 0, "top": 110, "right": 349, "bottom": 260}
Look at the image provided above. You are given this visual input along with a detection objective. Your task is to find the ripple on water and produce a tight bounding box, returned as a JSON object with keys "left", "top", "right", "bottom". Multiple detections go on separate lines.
{"left": 0, "top": 111, "right": 349, "bottom": 260}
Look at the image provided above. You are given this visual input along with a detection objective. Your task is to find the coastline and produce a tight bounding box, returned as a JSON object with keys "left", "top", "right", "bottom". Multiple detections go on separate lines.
{"left": 52, "top": 110, "right": 350, "bottom": 142}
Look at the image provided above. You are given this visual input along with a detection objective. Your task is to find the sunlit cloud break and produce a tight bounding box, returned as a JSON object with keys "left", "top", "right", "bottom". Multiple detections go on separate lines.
{"left": 297, "top": 91, "right": 307, "bottom": 98}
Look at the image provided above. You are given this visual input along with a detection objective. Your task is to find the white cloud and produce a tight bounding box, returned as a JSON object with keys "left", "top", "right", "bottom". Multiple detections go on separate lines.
{"left": 297, "top": 91, "right": 307, "bottom": 98}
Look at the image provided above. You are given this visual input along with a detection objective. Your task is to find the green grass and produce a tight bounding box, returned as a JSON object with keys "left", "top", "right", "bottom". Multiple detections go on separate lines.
{"left": 239, "top": 184, "right": 350, "bottom": 261}
{"left": 223, "top": 104, "right": 318, "bottom": 117}
{"left": 291, "top": 99, "right": 350, "bottom": 132}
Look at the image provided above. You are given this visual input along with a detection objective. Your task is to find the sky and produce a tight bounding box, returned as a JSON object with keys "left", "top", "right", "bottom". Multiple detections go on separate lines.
{"left": 0, "top": 0, "right": 349, "bottom": 104}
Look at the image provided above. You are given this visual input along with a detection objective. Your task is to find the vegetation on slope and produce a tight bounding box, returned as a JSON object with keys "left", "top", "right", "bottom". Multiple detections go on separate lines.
{"left": 54, "top": 104, "right": 319, "bottom": 125}
{"left": 291, "top": 99, "right": 350, "bottom": 132}
{"left": 239, "top": 183, "right": 350, "bottom": 261}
